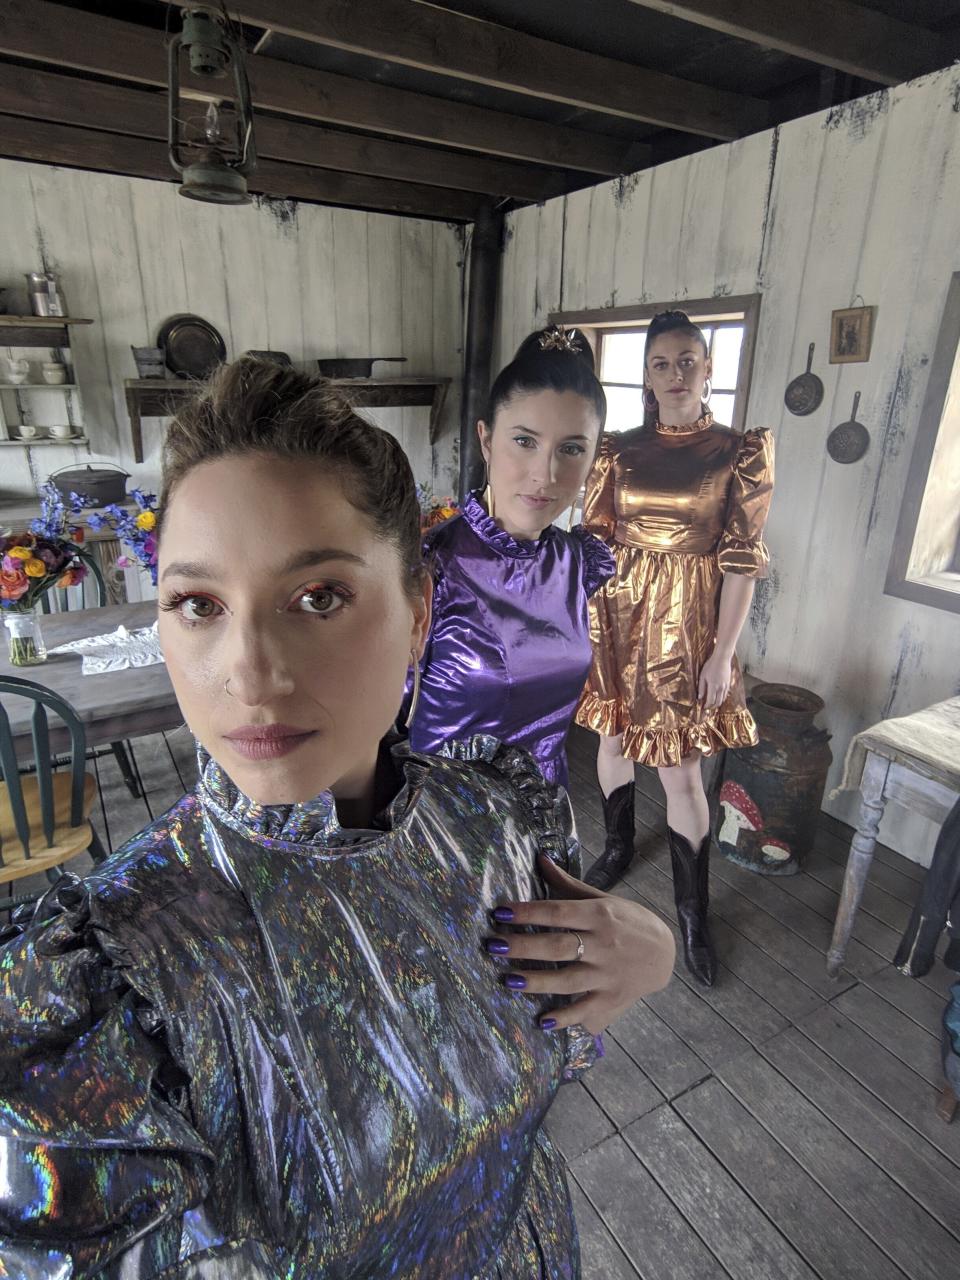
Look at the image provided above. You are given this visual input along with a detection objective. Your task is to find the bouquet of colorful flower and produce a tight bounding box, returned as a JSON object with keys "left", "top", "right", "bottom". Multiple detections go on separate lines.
{"left": 86, "top": 490, "right": 159, "bottom": 585}
{"left": 416, "top": 482, "right": 459, "bottom": 533}
{"left": 1, "top": 482, "right": 89, "bottom": 664}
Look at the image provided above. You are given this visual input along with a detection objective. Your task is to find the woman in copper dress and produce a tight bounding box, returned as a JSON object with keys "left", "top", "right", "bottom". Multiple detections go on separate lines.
{"left": 576, "top": 311, "right": 774, "bottom": 985}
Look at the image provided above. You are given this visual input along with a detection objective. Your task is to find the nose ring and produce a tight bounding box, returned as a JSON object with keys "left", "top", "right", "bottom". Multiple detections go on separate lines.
{"left": 224, "top": 677, "right": 233, "bottom": 697}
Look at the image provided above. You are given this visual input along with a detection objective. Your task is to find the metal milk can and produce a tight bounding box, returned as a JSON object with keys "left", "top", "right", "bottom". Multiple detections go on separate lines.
{"left": 716, "top": 682, "right": 832, "bottom": 876}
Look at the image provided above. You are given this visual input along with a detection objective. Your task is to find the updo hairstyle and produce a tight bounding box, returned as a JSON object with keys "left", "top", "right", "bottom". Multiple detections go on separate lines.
{"left": 486, "top": 326, "right": 607, "bottom": 430}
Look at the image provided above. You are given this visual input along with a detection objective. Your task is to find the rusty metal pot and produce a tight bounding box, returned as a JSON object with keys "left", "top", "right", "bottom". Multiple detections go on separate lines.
{"left": 716, "top": 682, "right": 832, "bottom": 876}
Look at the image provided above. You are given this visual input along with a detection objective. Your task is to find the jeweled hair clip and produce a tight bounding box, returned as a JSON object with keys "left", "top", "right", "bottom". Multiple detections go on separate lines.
{"left": 539, "top": 325, "right": 583, "bottom": 354}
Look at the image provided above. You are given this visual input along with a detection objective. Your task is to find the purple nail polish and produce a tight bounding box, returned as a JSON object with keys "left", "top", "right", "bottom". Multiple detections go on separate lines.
{"left": 594, "top": 1033, "right": 606, "bottom": 1059}
{"left": 493, "top": 907, "right": 514, "bottom": 923}
{"left": 505, "top": 973, "right": 527, "bottom": 991}
{"left": 541, "top": 1017, "right": 557, "bottom": 1031}
{"left": 484, "top": 939, "right": 510, "bottom": 955}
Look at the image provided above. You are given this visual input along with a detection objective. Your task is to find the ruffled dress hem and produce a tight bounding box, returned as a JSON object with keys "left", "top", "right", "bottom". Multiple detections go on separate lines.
{"left": 575, "top": 693, "right": 757, "bottom": 767}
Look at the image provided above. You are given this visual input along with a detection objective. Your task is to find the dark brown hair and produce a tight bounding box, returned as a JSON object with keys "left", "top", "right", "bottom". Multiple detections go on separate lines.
{"left": 158, "top": 358, "right": 425, "bottom": 598}
{"left": 486, "top": 326, "right": 606, "bottom": 429}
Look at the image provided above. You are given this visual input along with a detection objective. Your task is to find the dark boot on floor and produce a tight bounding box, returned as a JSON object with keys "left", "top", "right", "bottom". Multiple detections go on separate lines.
{"left": 668, "top": 826, "right": 717, "bottom": 987}
{"left": 585, "top": 783, "right": 636, "bottom": 890}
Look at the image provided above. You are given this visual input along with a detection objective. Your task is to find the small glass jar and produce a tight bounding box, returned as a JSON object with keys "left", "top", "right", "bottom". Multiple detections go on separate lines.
{"left": 4, "top": 607, "right": 47, "bottom": 666}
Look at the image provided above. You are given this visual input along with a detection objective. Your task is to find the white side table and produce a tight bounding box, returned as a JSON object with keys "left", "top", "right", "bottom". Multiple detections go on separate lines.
{"left": 827, "top": 697, "right": 960, "bottom": 978}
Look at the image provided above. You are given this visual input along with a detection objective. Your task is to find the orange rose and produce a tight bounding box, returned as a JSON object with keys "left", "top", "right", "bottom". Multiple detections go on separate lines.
{"left": 0, "top": 568, "right": 30, "bottom": 601}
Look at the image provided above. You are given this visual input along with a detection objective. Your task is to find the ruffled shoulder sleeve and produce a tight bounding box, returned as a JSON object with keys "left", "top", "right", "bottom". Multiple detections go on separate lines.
{"left": 718, "top": 427, "right": 775, "bottom": 577}
{"left": 580, "top": 433, "right": 618, "bottom": 544}
{"left": 569, "top": 524, "right": 616, "bottom": 596}
{"left": 436, "top": 736, "right": 601, "bottom": 1080}
{"left": 0, "top": 878, "right": 212, "bottom": 1277}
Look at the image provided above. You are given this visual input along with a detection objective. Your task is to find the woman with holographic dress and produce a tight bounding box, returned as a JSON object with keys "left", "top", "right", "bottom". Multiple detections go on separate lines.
{"left": 0, "top": 360, "right": 673, "bottom": 1279}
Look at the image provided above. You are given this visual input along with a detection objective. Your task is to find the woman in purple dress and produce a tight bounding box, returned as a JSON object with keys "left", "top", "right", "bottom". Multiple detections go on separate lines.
{"left": 409, "top": 327, "right": 614, "bottom": 789}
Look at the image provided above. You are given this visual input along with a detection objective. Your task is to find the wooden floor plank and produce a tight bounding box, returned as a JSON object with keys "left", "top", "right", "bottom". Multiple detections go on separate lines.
{"left": 801, "top": 842, "right": 914, "bottom": 931}
{"left": 830, "top": 985, "right": 943, "bottom": 1086}
{"left": 582, "top": 1032, "right": 665, "bottom": 1129}
{"left": 715, "top": 1049, "right": 960, "bottom": 1280}
{"left": 545, "top": 1079, "right": 616, "bottom": 1161}
{"left": 676, "top": 1077, "right": 906, "bottom": 1280}
{"left": 817, "top": 807, "right": 925, "bottom": 882}
{"left": 863, "top": 964, "right": 953, "bottom": 1037}
{"left": 795, "top": 1004, "right": 960, "bottom": 1168}
{"left": 625, "top": 1103, "right": 820, "bottom": 1280}
{"left": 761, "top": 1027, "right": 960, "bottom": 1241}
{"left": 569, "top": 1179, "right": 642, "bottom": 1280}
{"left": 571, "top": 1132, "right": 729, "bottom": 1280}
{"left": 607, "top": 999, "right": 712, "bottom": 1100}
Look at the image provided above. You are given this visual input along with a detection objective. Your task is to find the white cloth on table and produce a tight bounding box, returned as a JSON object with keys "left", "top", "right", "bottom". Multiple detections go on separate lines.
{"left": 831, "top": 696, "right": 960, "bottom": 799}
{"left": 47, "top": 620, "right": 164, "bottom": 675}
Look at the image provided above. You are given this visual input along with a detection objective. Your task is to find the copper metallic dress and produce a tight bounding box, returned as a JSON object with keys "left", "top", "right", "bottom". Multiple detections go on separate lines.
{"left": 0, "top": 738, "right": 597, "bottom": 1279}
{"left": 576, "top": 415, "right": 774, "bottom": 767}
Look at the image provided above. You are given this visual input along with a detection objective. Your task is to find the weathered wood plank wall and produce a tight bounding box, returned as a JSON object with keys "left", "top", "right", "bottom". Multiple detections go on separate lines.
{"left": 497, "top": 67, "right": 960, "bottom": 860}
{"left": 0, "top": 161, "right": 465, "bottom": 508}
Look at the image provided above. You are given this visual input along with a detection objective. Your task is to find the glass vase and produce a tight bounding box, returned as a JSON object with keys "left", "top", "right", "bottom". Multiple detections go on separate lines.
{"left": 4, "top": 607, "right": 47, "bottom": 667}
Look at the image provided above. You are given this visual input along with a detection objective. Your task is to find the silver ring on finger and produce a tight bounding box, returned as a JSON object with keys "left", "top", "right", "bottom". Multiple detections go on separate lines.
{"left": 572, "top": 931, "right": 585, "bottom": 963}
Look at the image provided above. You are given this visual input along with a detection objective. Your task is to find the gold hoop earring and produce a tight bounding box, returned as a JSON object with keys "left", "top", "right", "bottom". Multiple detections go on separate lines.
{"left": 403, "top": 649, "right": 421, "bottom": 731}
{"left": 703, "top": 378, "right": 713, "bottom": 402}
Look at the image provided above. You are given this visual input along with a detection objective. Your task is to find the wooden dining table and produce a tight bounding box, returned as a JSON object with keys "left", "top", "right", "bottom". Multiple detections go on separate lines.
{"left": 0, "top": 602, "right": 182, "bottom": 759}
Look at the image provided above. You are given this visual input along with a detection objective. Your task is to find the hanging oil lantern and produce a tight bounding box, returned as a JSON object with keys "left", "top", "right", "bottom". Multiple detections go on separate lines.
{"left": 716, "top": 683, "right": 832, "bottom": 876}
{"left": 167, "top": 6, "right": 257, "bottom": 205}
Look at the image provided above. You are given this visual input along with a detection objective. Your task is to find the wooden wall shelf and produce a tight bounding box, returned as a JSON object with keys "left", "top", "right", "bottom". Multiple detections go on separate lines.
{"left": 124, "top": 376, "right": 450, "bottom": 462}
{"left": 0, "top": 315, "right": 93, "bottom": 348}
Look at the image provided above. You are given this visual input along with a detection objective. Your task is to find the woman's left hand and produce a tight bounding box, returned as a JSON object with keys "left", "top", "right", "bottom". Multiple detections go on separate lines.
{"left": 485, "top": 856, "right": 675, "bottom": 1035}
{"left": 697, "top": 647, "right": 733, "bottom": 708}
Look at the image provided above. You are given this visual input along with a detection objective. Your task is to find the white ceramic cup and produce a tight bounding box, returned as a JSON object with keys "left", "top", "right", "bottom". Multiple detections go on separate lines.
{"left": 49, "top": 424, "right": 73, "bottom": 439}
{"left": 15, "top": 424, "right": 37, "bottom": 439}
{"left": 42, "top": 363, "right": 67, "bottom": 385}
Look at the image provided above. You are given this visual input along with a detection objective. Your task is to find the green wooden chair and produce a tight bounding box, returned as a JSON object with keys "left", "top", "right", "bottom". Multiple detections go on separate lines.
{"left": 0, "top": 675, "right": 107, "bottom": 916}
{"left": 39, "top": 552, "right": 142, "bottom": 798}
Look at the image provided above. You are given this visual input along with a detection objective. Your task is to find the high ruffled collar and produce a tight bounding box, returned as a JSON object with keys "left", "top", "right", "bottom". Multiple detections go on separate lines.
{"left": 655, "top": 411, "right": 714, "bottom": 436}
{"left": 197, "top": 739, "right": 419, "bottom": 849}
{"left": 462, "top": 490, "right": 555, "bottom": 559}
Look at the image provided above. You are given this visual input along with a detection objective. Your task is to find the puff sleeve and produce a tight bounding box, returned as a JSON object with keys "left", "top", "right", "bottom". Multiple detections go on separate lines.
{"left": 580, "top": 434, "right": 618, "bottom": 544}
{"left": 717, "top": 427, "right": 775, "bottom": 577}
{"left": 569, "top": 525, "right": 616, "bottom": 597}
{"left": 0, "top": 884, "right": 212, "bottom": 1278}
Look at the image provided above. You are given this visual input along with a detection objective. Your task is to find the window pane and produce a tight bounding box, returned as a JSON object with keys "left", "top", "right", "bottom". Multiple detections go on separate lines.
{"left": 602, "top": 385, "right": 646, "bottom": 432}
{"left": 600, "top": 332, "right": 646, "bottom": 385}
{"left": 711, "top": 326, "right": 744, "bottom": 391}
{"left": 710, "top": 392, "right": 736, "bottom": 425}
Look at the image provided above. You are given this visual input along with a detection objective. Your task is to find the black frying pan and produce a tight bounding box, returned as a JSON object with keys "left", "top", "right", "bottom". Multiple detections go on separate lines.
{"left": 784, "top": 343, "right": 824, "bottom": 416}
{"left": 827, "top": 392, "right": 870, "bottom": 463}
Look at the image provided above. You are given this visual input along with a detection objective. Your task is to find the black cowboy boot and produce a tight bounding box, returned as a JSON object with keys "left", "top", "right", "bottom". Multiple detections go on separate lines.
{"left": 667, "top": 827, "right": 717, "bottom": 987}
{"left": 585, "top": 783, "right": 636, "bottom": 890}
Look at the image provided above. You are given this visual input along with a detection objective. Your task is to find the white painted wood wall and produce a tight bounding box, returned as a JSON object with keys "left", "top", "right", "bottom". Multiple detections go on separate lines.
{"left": 0, "top": 162, "right": 464, "bottom": 519}
{"left": 497, "top": 67, "right": 960, "bottom": 861}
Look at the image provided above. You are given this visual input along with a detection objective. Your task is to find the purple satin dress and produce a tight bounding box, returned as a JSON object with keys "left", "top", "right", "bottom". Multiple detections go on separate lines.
{"left": 409, "top": 492, "right": 615, "bottom": 787}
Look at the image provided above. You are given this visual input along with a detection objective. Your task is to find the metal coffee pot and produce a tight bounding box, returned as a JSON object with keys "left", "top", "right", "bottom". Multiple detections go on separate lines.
{"left": 25, "top": 271, "right": 66, "bottom": 317}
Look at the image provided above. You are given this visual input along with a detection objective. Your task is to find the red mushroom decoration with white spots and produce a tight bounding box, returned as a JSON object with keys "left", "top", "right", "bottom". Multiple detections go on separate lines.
{"left": 761, "top": 837, "right": 792, "bottom": 864}
{"left": 718, "top": 781, "right": 763, "bottom": 848}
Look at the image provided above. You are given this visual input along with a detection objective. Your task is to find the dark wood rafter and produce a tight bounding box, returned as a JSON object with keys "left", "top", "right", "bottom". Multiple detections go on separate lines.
{"left": 624, "top": 1, "right": 952, "bottom": 86}
{"left": 218, "top": 0, "right": 768, "bottom": 141}
{"left": 0, "top": 63, "right": 572, "bottom": 202}
{"left": 0, "top": 0, "right": 650, "bottom": 175}
{"left": 0, "top": 114, "right": 483, "bottom": 220}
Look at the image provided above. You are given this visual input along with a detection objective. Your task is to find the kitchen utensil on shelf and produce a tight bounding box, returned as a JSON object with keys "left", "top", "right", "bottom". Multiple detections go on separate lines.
{"left": 5, "top": 357, "right": 31, "bottom": 385}
{"left": 50, "top": 462, "right": 129, "bottom": 506}
{"left": 827, "top": 392, "right": 870, "bottom": 463}
{"left": 49, "top": 424, "right": 74, "bottom": 440}
{"left": 42, "top": 362, "right": 68, "bottom": 385}
{"left": 784, "top": 343, "right": 824, "bottom": 416}
{"left": 316, "top": 356, "right": 407, "bottom": 379}
{"left": 14, "top": 424, "right": 38, "bottom": 439}
{"left": 26, "top": 271, "right": 66, "bottom": 317}
{"left": 131, "top": 346, "right": 167, "bottom": 379}
{"left": 157, "top": 314, "right": 227, "bottom": 380}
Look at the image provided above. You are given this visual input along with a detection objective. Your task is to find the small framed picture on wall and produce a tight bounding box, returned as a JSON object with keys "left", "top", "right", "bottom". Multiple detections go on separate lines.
{"left": 830, "top": 306, "right": 876, "bottom": 364}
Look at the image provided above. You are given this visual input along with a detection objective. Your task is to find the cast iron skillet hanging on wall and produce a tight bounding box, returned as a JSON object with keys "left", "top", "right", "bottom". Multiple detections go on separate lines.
{"left": 827, "top": 392, "right": 870, "bottom": 463}
{"left": 784, "top": 343, "right": 824, "bottom": 416}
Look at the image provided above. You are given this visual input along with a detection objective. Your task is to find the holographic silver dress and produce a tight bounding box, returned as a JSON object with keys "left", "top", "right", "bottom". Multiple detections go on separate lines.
{"left": 0, "top": 738, "right": 597, "bottom": 1279}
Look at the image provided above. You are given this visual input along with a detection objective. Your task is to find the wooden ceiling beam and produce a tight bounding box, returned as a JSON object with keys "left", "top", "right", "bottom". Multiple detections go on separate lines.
{"left": 221, "top": 0, "right": 768, "bottom": 140}
{"left": 0, "top": 114, "right": 483, "bottom": 220}
{"left": 0, "top": 0, "right": 647, "bottom": 176}
{"left": 0, "top": 63, "right": 571, "bottom": 202}
{"left": 623, "top": 1, "right": 950, "bottom": 86}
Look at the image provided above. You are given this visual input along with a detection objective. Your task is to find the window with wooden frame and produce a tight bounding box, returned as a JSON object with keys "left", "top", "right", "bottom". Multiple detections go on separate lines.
{"left": 549, "top": 294, "right": 762, "bottom": 435}
{"left": 886, "top": 272, "right": 960, "bottom": 615}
